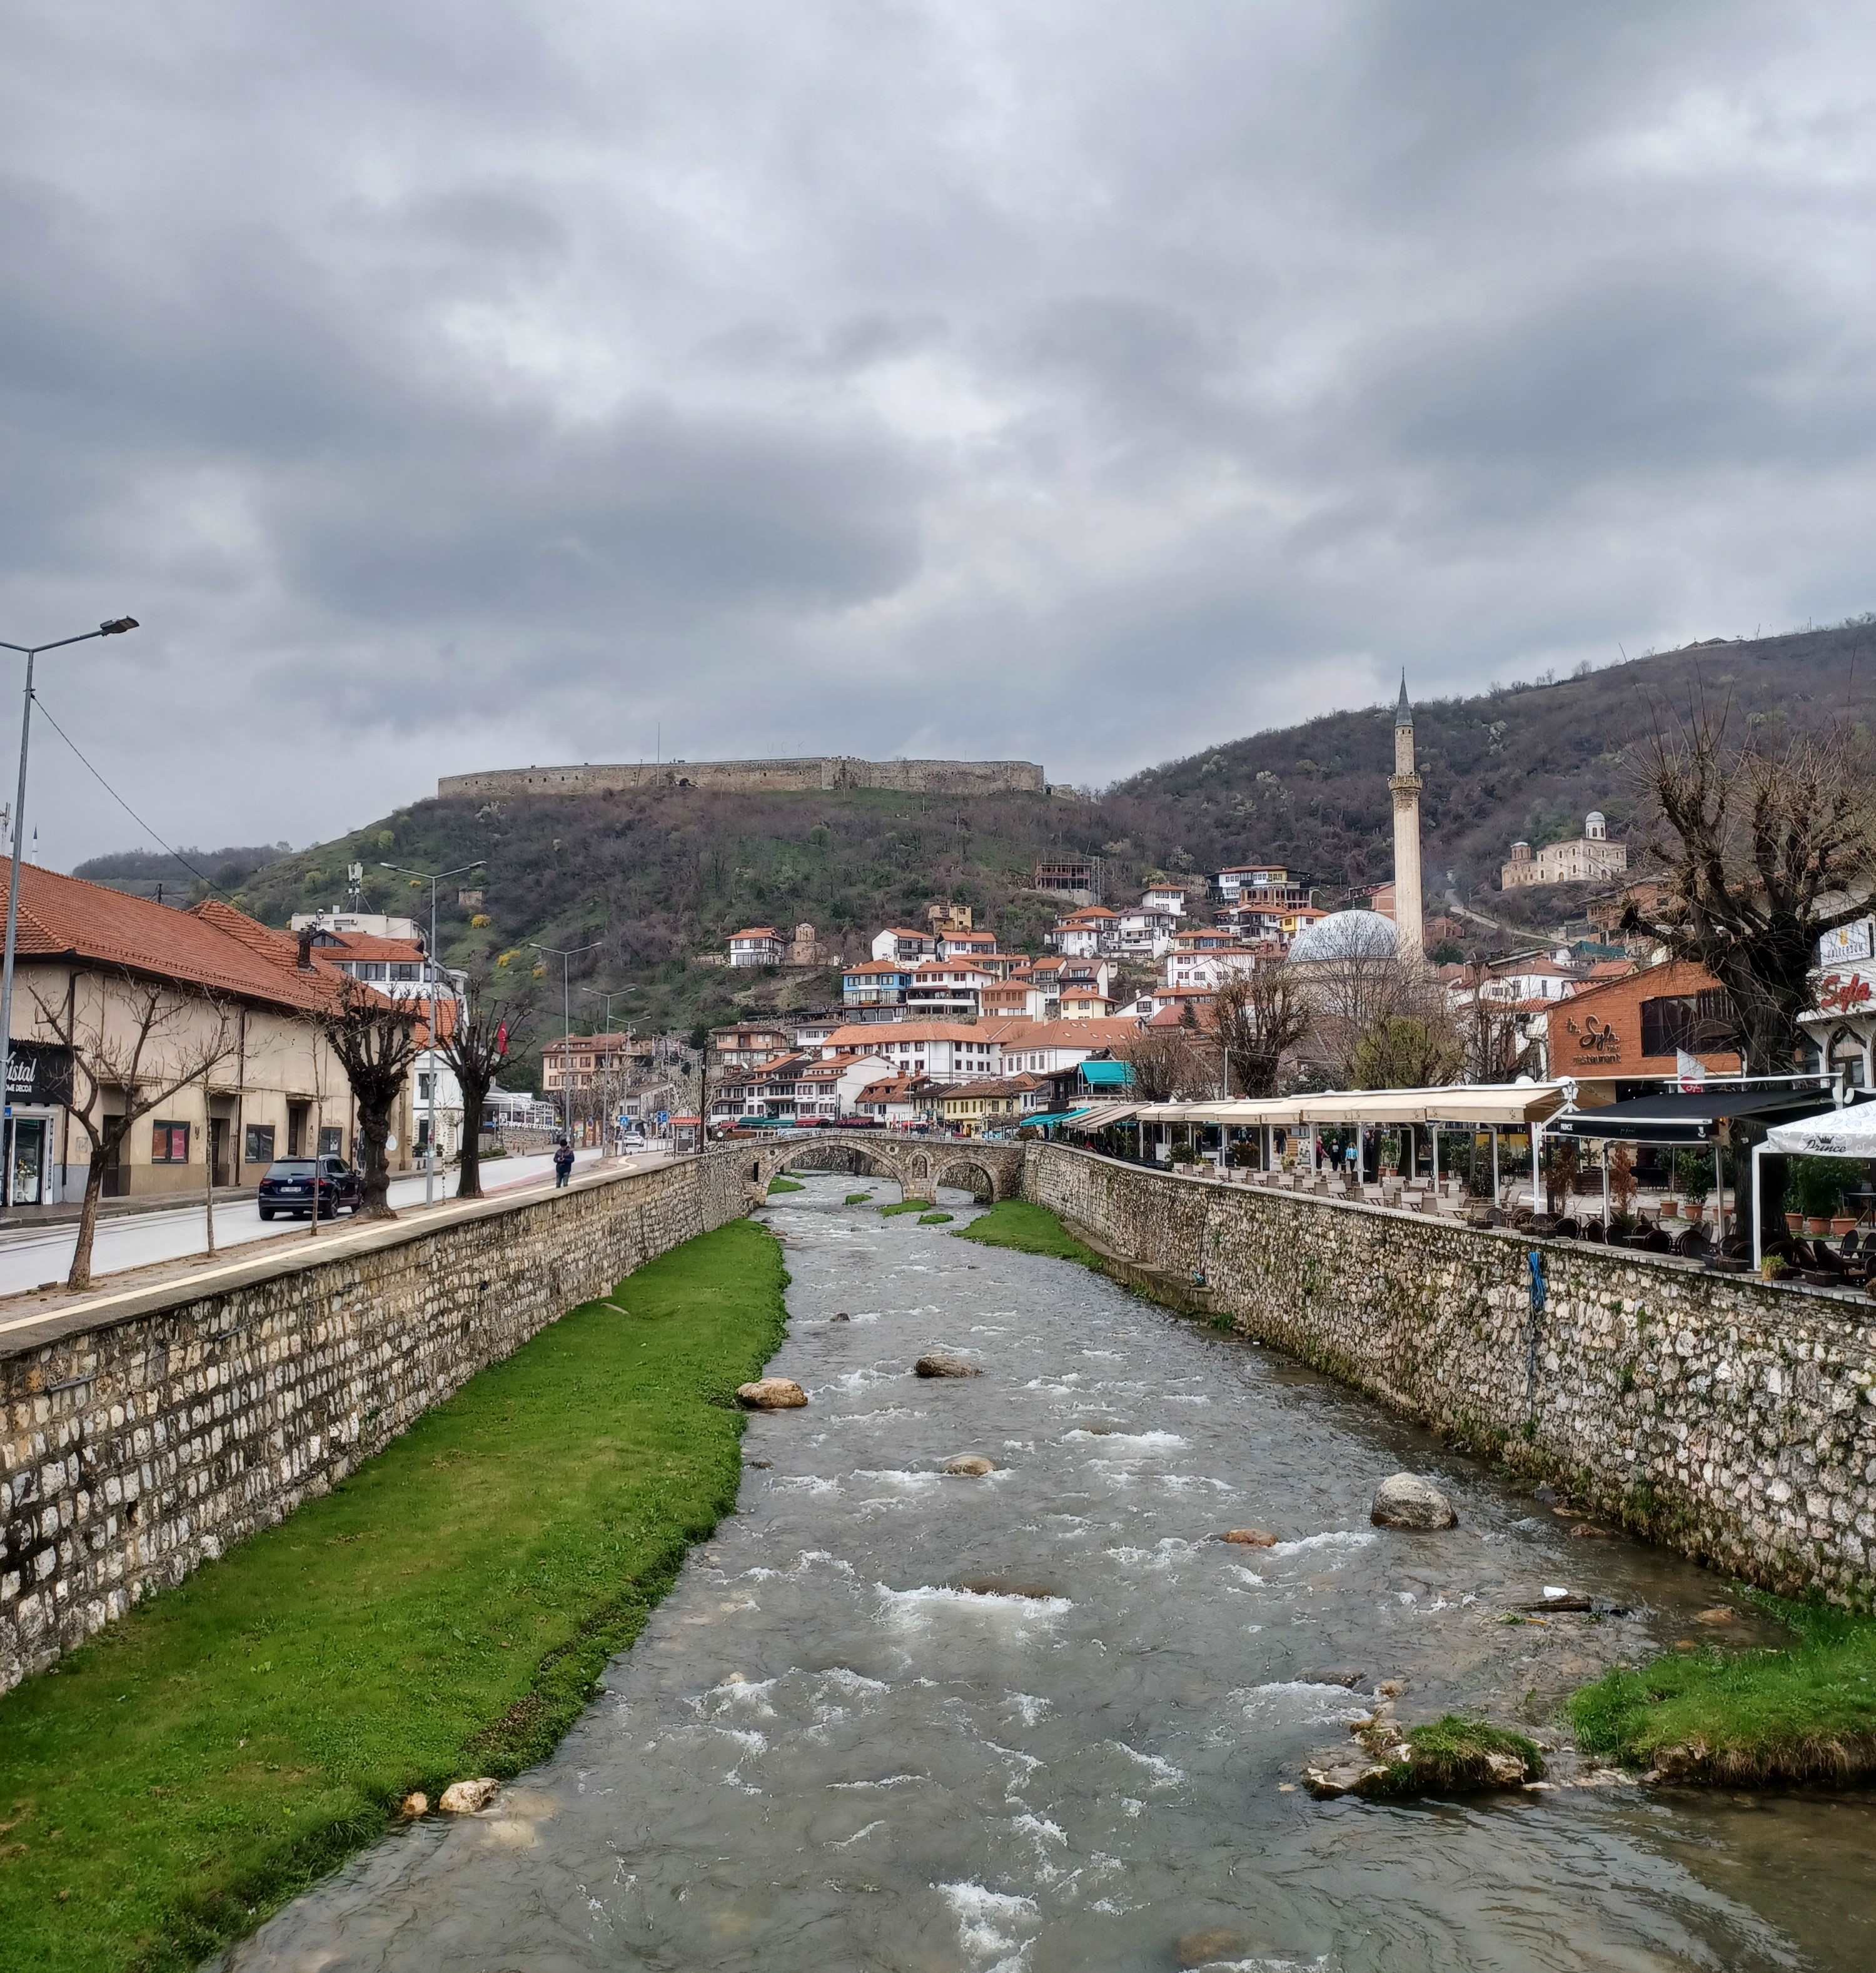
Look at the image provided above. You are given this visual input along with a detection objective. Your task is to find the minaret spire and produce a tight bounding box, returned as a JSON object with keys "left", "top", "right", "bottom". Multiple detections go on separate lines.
{"left": 1388, "top": 673, "right": 1425, "bottom": 956}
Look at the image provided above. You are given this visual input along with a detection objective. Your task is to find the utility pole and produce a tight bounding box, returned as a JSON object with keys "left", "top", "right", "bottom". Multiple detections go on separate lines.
{"left": 533, "top": 939, "right": 602, "bottom": 1143}
{"left": 0, "top": 618, "right": 138, "bottom": 1199}
{"left": 381, "top": 859, "right": 484, "bottom": 1204}
{"left": 581, "top": 986, "right": 639, "bottom": 1156}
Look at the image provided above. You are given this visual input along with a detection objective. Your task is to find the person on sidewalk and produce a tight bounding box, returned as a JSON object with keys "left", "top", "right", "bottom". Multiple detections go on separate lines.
{"left": 553, "top": 1138, "right": 575, "bottom": 1188}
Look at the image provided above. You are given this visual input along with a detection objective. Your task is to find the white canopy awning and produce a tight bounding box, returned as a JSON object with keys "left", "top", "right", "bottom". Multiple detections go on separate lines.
{"left": 1762, "top": 1100, "right": 1876, "bottom": 1158}
{"left": 1131, "top": 1084, "right": 1565, "bottom": 1130}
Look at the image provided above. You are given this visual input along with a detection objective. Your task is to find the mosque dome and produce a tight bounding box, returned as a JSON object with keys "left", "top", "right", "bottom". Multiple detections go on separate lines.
{"left": 1289, "top": 909, "right": 1399, "bottom": 963}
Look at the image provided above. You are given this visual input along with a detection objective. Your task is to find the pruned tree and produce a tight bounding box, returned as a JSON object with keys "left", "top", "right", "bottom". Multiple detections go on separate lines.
{"left": 1213, "top": 965, "right": 1310, "bottom": 1098}
{"left": 318, "top": 977, "right": 423, "bottom": 1217}
{"left": 440, "top": 974, "right": 535, "bottom": 1199}
{"left": 1625, "top": 700, "right": 1876, "bottom": 1071}
{"left": 1460, "top": 978, "right": 1536, "bottom": 1082}
{"left": 1350, "top": 1013, "right": 1464, "bottom": 1091}
{"left": 1116, "top": 1022, "right": 1208, "bottom": 1103}
{"left": 29, "top": 971, "right": 238, "bottom": 1289}
{"left": 1298, "top": 913, "right": 1447, "bottom": 1086}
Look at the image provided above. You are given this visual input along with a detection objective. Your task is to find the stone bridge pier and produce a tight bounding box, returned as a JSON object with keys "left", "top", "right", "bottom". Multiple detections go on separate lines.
{"left": 744, "top": 1131, "right": 1023, "bottom": 1204}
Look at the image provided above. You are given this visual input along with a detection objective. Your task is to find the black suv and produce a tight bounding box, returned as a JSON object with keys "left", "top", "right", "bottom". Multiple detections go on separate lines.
{"left": 258, "top": 1156, "right": 365, "bottom": 1220}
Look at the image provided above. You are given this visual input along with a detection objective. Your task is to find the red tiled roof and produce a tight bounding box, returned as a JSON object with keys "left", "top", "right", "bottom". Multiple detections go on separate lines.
{"left": 844, "top": 959, "right": 910, "bottom": 975}
{"left": 729, "top": 926, "right": 781, "bottom": 941}
{"left": 0, "top": 870, "right": 356, "bottom": 1014}
{"left": 315, "top": 929, "right": 429, "bottom": 962}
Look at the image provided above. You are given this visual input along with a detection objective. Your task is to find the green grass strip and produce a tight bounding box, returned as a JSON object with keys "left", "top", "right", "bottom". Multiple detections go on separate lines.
{"left": 879, "top": 1198, "right": 935, "bottom": 1216}
{"left": 952, "top": 1199, "right": 1098, "bottom": 1263}
{"left": 1356, "top": 1716, "right": 1543, "bottom": 1799}
{"left": 0, "top": 1219, "right": 787, "bottom": 1973}
{"left": 1570, "top": 1595, "right": 1876, "bottom": 1784}
{"left": 765, "top": 1175, "right": 805, "bottom": 1194}
{"left": 917, "top": 1211, "right": 954, "bottom": 1225}
{"left": 844, "top": 1191, "right": 874, "bottom": 1205}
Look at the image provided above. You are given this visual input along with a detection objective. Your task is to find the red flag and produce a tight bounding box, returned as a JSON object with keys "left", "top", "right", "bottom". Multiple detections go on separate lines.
{"left": 496, "top": 1020, "right": 509, "bottom": 1058}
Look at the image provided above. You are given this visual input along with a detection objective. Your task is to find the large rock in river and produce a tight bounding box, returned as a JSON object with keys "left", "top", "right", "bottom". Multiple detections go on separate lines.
{"left": 1370, "top": 1473, "right": 1457, "bottom": 1530}
{"left": 737, "top": 1378, "right": 808, "bottom": 1410}
{"left": 941, "top": 1455, "right": 996, "bottom": 1476}
{"left": 914, "top": 1352, "right": 981, "bottom": 1378}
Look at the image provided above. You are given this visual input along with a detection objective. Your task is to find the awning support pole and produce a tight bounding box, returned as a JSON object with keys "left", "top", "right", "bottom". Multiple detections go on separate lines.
{"left": 1431, "top": 1123, "right": 1440, "bottom": 1193}
{"left": 1492, "top": 1126, "right": 1501, "bottom": 1206}
{"left": 1602, "top": 1151, "right": 1611, "bottom": 1230}
{"left": 1715, "top": 1142, "right": 1725, "bottom": 1241}
{"left": 1751, "top": 1141, "right": 1766, "bottom": 1271}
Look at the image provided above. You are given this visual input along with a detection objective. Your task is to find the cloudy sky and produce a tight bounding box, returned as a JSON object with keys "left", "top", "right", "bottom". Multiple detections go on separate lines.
{"left": 4, "top": 2, "right": 1873, "bottom": 865}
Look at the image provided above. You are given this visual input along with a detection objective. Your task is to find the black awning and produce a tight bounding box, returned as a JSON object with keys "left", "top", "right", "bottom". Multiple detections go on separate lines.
{"left": 1548, "top": 1087, "right": 1833, "bottom": 1145}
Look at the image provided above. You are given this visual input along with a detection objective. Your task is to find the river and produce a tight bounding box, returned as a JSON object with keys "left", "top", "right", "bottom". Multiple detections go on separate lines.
{"left": 219, "top": 1173, "right": 1875, "bottom": 1972}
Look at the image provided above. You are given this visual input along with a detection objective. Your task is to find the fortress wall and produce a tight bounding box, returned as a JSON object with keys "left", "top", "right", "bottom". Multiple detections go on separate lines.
{"left": 436, "top": 757, "right": 1047, "bottom": 801}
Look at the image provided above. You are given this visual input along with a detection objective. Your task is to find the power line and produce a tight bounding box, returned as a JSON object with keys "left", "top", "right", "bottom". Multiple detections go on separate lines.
{"left": 31, "top": 691, "right": 240, "bottom": 904}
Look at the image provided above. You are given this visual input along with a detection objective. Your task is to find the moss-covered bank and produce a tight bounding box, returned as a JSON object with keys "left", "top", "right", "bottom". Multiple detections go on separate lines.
{"left": 1571, "top": 1596, "right": 1876, "bottom": 1785}
{"left": 0, "top": 1219, "right": 787, "bottom": 1973}
{"left": 952, "top": 1198, "right": 1099, "bottom": 1263}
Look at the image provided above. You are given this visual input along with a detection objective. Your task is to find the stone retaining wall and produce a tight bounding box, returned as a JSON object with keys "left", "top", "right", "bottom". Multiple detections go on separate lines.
{"left": 1024, "top": 1144, "right": 1876, "bottom": 1607}
{"left": 438, "top": 756, "right": 1046, "bottom": 800}
{"left": 0, "top": 1153, "right": 752, "bottom": 1691}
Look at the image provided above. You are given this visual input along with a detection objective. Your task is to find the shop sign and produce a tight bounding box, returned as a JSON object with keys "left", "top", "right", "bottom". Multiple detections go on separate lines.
{"left": 1563, "top": 1012, "right": 1622, "bottom": 1064}
{"left": 1817, "top": 971, "right": 1875, "bottom": 1014}
{"left": 6, "top": 1040, "right": 74, "bottom": 1108}
{"left": 1820, "top": 919, "right": 1875, "bottom": 966}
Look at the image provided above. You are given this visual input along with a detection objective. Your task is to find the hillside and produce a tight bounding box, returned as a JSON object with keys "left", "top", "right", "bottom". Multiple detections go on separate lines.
{"left": 197, "top": 618, "right": 1874, "bottom": 1083}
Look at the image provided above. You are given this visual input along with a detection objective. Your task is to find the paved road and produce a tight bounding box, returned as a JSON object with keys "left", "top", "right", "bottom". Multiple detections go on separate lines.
{"left": 0, "top": 1148, "right": 662, "bottom": 1299}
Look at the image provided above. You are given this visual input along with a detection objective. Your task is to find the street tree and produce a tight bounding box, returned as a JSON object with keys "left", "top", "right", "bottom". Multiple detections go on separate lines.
{"left": 1624, "top": 702, "right": 1876, "bottom": 1072}
{"left": 318, "top": 978, "right": 423, "bottom": 1217}
{"left": 1350, "top": 1013, "right": 1464, "bottom": 1091}
{"left": 1213, "top": 965, "right": 1311, "bottom": 1098}
{"left": 1116, "top": 1021, "right": 1208, "bottom": 1103}
{"left": 439, "top": 974, "right": 535, "bottom": 1199}
{"left": 1299, "top": 914, "right": 1446, "bottom": 1086}
{"left": 28, "top": 972, "right": 238, "bottom": 1289}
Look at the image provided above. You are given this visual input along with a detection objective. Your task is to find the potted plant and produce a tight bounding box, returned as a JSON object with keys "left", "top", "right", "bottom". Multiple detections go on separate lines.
{"left": 1789, "top": 1155, "right": 1842, "bottom": 1237}
{"left": 1675, "top": 1149, "right": 1713, "bottom": 1226}
{"left": 1659, "top": 1193, "right": 1680, "bottom": 1220}
{"left": 1606, "top": 1145, "right": 1639, "bottom": 1239}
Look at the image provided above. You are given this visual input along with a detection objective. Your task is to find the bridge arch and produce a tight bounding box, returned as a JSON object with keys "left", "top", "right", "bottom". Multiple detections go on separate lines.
{"left": 743, "top": 1131, "right": 1022, "bottom": 1203}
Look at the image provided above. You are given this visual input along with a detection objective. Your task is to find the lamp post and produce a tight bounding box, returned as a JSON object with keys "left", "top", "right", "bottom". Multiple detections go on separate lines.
{"left": 532, "top": 940, "right": 602, "bottom": 1144}
{"left": 581, "top": 986, "right": 638, "bottom": 1154}
{"left": 380, "top": 858, "right": 484, "bottom": 1204}
{"left": 0, "top": 618, "right": 137, "bottom": 1201}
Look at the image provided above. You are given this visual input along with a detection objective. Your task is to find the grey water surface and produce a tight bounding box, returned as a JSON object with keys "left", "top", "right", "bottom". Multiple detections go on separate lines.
{"left": 218, "top": 1173, "right": 1876, "bottom": 1973}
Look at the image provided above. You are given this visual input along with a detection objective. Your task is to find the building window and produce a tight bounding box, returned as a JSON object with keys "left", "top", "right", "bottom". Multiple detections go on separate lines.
{"left": 151, "top": 1120, "right": 190, "bottom": 1163}
{"left": 319, "top": 1126, "right": 344, "bottom": 1156}
{"left": 245, "top": 1124, "right": 275, "bottom": 1166}
{"left": 1640, "top": 992, "right": 1734, "bottom": 1057}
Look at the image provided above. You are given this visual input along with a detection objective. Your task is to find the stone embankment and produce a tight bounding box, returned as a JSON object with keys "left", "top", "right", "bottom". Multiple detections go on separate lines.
{"left": 1022, "top": 1143, "right": 1876, "bottom": 1608}
{"left": 0, "top": 1153, "right": 751, "bottom": 1692}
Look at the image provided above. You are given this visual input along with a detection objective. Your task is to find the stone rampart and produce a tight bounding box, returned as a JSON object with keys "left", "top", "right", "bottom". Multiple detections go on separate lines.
{"left": 1024, "top": 1144, "right": 1876, "bottom": 1608}
{"left": 437, "top": 756, "right": 1047, "bottom": 801}
{"left": 0, "top": 1153, "right": 752, "bottom": 1691}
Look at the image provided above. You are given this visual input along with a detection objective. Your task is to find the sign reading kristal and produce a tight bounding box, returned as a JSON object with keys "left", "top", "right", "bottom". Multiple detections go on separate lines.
{"left": 6, "top": 1041, "right": 74, "bottom": 1108}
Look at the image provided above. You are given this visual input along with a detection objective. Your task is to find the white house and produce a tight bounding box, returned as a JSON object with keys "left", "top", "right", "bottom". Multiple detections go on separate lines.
{"left": 824, "top": 1020, "right": 1002, "bottom": 1081}
{"left": 1115, "top": 906, "right": 1179, "bottom": 958}
{"left": 990, "top": 1016, "right": 1141, "bottom": 1079}
{"left": 907, "top": 961, "right": 997, "bottom": 1020}
{"left": 938, "top": 929, "right": 1000, "bottom": 962}
{"left": 852, "top": 1073, "right": 932, "bottom": 1126}
{"left": 871, "top": 926, "right": 937, "bottom": 964}
{"left": 1141, "top": 885, "right": 1189, "bottom": 918}
{"left": 727, "top": 926, "right": 785, "bottom": 967}
{"left": 1164, "top": 945, "right": 1263, "bottom": 992}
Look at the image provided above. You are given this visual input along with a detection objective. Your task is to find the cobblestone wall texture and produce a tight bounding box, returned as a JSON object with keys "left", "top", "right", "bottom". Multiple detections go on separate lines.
{"left": 1025, "top": 1144, "right": 1876, "bottom": 1608}
{"left": 0, "top": 1153, "right": 752, "bottom": 1691}
{"left": 439, "top": 756, "right": 1046, "bottom": 800}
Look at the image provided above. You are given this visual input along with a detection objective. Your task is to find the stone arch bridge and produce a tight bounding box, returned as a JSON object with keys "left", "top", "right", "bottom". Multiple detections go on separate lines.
{"left": 742, "top": 1131, "right": 1025, "bottom": 1204}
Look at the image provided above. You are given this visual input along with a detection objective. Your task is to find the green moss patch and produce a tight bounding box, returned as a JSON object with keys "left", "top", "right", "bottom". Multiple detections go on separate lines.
{"left": 879, "top": 1198, "right": 935, "bottom": 1216}
{"left": 954, "top": 1199, "right": 1098, "bottom": 1264}
{"left": 766, "top": 1175, "right": 805, "bottom": 1194}
{"left": 0, "top": 1220, "right": 787, "bottom": 1973}
{"left": 1348, "top": 1717, "right": 1544, "bottom": 1800}
{"left": 844, "top": 1191, "right": 875, "bottom": 1205}
{"left": 918, "top": 1211, "right": 955, "bottom": 1224}
{"left": 1570, "top": 1597, "right": 1876, "bottom": 1785}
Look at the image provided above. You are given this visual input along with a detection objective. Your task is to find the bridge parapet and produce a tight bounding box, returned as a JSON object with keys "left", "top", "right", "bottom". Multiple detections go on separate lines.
{"left": 743, "top": 1131, "right": 1022, "bottom": 1203}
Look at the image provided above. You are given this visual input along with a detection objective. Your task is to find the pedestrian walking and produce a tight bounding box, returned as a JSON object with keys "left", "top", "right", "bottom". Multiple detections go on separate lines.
{"left": 553, "top": 1138, "right": 575, "bottom": 1188}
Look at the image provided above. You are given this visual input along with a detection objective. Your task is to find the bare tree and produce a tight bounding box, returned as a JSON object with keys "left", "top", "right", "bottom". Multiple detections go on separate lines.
{"left": 29, "top": 971, "right": 239, "bottom": 1289}
{"left": 1116, "top": 1023, "right": 1208, "bottom": 1103}
{"left": 1213, "top": 965, "right": 1311, "bottom": 1098}
{"left": 1298, "top": 914, "right": 1443, "bottom": 1085}
{"left": 318, "top": 978, "right": 423, "bottom": 1218}
{"left": 1350, "top": 1013, "right": 1464, "bottom": 1090}
{"left": 440, "top": 974, "right": 535, "bottom": 1199}
{"left": 1625, "top": 700, "right": 1876, "bottom": 1071}
{"left": 1456, "top": 969, "right": 1536, "bottom": 1082}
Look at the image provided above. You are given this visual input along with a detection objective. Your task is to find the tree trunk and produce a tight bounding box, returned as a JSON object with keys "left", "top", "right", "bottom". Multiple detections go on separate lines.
{"left": 357, "top": 1101, "right": 396, "bottom": 1218}
{"left": 456, "top": 1082, "right": 487, "bottom": 1199}
{"left": 66, "top": 1154, "right": 109, "bottom": 1291}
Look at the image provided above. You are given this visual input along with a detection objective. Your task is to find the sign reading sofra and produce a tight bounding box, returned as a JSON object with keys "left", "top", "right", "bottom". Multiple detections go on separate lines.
{"left": 6, "top": 1040, "right": 75, "bottom": 1108}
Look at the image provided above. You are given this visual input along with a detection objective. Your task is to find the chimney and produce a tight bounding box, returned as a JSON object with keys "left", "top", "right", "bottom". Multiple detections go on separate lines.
{"left": 296, "top": 926, "right": 314, "bottom": 970}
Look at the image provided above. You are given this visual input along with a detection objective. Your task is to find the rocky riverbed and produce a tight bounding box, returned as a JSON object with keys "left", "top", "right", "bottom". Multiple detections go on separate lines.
{"left": 217, "top": 1174, "right": 1876, "bottom": 1973}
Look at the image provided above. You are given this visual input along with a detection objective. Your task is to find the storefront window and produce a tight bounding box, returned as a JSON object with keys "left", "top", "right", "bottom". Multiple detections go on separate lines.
{"left": 245, "top": 1124, "right": 275, "bottom": 1166}
{"left": 151, "top": 1120, "right": 190, "bottom": 1163}
{"left": 318, "top": 1126, "right": 343, "bottom": 1157}
{"left": 11, "top": 1119, "right": 46, "bottom": 1206}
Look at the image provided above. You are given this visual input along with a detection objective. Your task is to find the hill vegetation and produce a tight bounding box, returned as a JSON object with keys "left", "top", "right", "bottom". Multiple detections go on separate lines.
{"left": 131, "top": 617, "right": 1872, "bottom": 1083}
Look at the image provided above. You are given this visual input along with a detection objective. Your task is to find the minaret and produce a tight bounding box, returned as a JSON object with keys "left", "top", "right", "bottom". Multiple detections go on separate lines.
{"left": 1389, "top": 672, "right": 1425, "bottom": 956}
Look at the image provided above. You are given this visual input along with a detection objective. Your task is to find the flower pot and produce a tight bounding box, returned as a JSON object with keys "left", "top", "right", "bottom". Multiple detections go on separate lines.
{"left": 1832, "top": 1215, "right": 1857, "bottom": 1238}
{"left": 1784, "top": 1212, "right": 1803, "bottom": 1234}
{"left": 1685, "top": 1204, "right": 1707, "bottom": 1225}
{"left": 1659, "top": 1199, "right": 1679, "bottom": 1219}
{"left": 1805, "top": 1216, "right": 1832, "bottom": 1236}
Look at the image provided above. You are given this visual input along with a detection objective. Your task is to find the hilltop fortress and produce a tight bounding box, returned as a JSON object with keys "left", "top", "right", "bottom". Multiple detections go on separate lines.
{"left": 438, "top": 756, "right": 1048, "bottom": 800}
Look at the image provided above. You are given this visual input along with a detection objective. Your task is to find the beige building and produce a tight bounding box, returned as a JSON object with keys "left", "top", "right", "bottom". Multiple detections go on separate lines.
{"left": 1502, "top": 812, "right": 1628, "bottom": 889}
{"left": 2, "top": 866, "right": 413, "bottom": 1207}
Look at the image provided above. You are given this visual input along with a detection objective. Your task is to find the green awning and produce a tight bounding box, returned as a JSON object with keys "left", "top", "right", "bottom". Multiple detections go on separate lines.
{"left": 1078, "top": 1061, "right": 1135, "bottom": 1088}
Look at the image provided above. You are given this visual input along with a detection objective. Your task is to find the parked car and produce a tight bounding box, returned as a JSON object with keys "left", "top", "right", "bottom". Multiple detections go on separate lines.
{"left": 617, "top": 1131, "right": 648, "bottom": 1154}
{"left": 258, "top": 1156, "right": 364, "bottom": 1220}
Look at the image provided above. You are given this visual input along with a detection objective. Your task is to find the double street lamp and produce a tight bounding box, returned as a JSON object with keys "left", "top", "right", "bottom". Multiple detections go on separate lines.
{"left": 531, "top": 939, "right": 602, "bottom": 1143}
{"left": 380, "top": 858, "right": 484, "bottom": 1204}
{"left": 580, "top": 986, "right": 639, "bottom": 1153}
{"left": 0, "top": 618, "right": 138, "bottom": 1197}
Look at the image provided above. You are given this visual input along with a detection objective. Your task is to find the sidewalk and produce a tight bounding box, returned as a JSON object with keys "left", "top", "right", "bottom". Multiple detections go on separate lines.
{"left": 0, "top": 1186, "right": 254, "bottom": 1234}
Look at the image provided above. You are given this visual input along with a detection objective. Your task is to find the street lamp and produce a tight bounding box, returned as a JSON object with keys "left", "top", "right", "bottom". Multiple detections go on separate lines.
{"left": 532, "top": 939, "right": 602, "bottom": 1143}
{"left": 580, "top": 986, "right": 639, "bottom": 1155}
{"left": 380, "top": 858, "right": 484, "bottom": 1204}
{"left": 0, "top": 618, "right": 138, "bottom": 1198}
